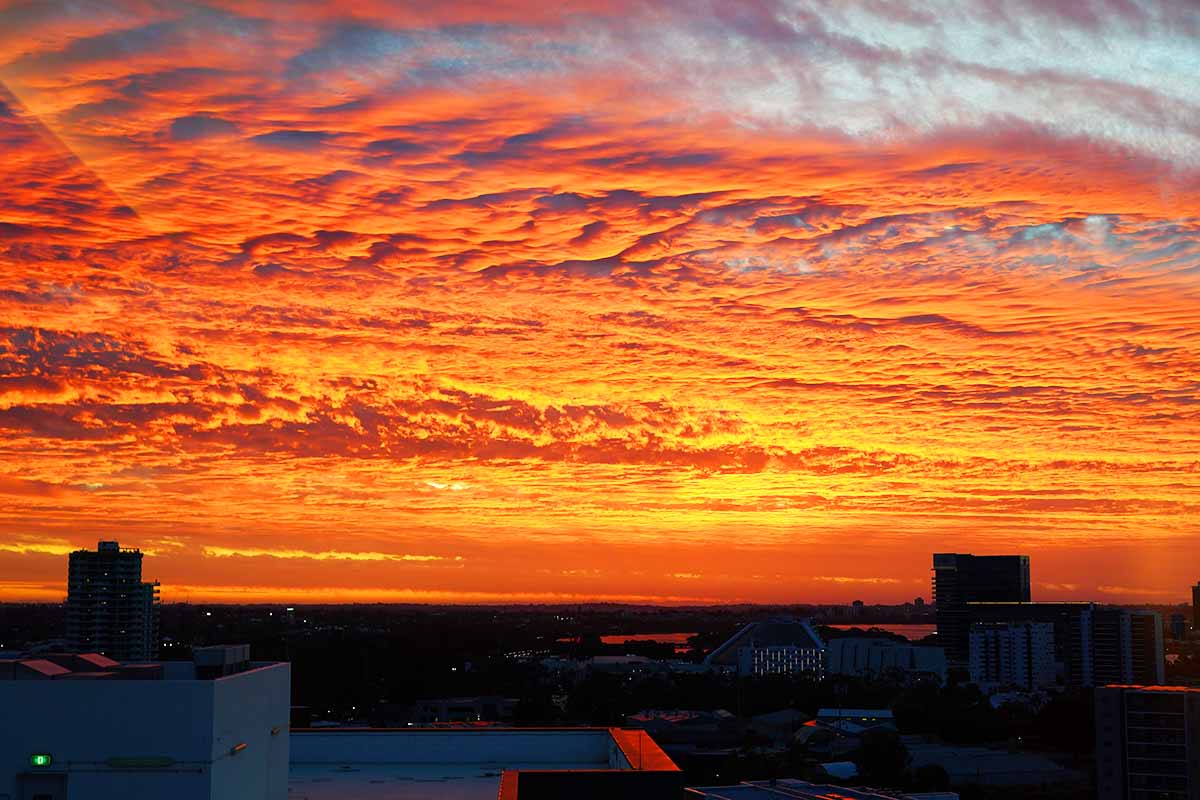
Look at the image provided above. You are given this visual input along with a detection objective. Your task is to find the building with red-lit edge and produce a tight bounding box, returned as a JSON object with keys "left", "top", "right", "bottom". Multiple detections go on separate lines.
{"left": 686, "top": 778, "right": 958, "bottom": 799}
{"left": 1095, "top": 685, "right": 1200, "bottom": 800}
{"left": 2, "top": 645, "right": 685, "bottom": 800}
{"left": 287, "top": 726, "right": 682, "bottom": 799}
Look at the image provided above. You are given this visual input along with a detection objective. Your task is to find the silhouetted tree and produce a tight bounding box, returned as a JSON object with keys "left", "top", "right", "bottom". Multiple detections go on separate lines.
{"left": 856, "top": 729, "right": 910, "bottom": 787}
{"left": 912, "top": 763, "right": 950, "bottom": 792}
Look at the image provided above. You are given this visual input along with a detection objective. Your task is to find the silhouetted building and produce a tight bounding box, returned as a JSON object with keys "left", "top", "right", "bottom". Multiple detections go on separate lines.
{"left": 968, "top": 602, "right": 1163, "bottom": 687}
{"left": 704, "top": 617, "right": 823, "bottom": 677}
{"left": 65, "top": 541, "right": 159, "bottom": 662}
{"left": 826, "top": 638, "right": 946, "bottom": 683}
{"left": 0, "top": 645, "right": 288, "bottom": 800}
{"left": 1128, "top": 610, "right": 1165, "bottom": 685}
{"left": 968, "top": 621, "right": 1055, "bottom": 690}
{"left": 933, "top": 553, "right": 1030, "bottom": 665}
{"left": 1093, "top": 608, "right": 1164, "bottom": 687}
{"left": 1171, "top": 613, "right": 1187, "bottom": 641}
{"left": 1096, "top": 685, "right": 1200, "bottom": 800}
{"left": 414, "top": 696, "right": 519, "bottom": 724}
{"left": 1194, "top": 582, "right": 1200, "bottom": 631}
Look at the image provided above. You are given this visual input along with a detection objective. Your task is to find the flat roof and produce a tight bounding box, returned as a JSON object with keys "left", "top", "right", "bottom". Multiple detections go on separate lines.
{"left": 688, "top": 779, "right": 913, "bottom": 798}
{"left": 290, "top": 727, "right": 678, "bottom": 799}
{"left": 289, "top": 761, "right": 601, "bottom": 800}
{"left": 817, "top": 709, "right": 894, "bottom": 719}
{"left": 1102, "top": 684, "right": 1200, "bottom": 693}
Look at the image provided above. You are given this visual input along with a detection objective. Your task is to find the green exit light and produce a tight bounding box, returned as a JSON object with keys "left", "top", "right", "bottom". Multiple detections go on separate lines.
{"left": 30, "top": 754, "right": 52, "bottom": 767}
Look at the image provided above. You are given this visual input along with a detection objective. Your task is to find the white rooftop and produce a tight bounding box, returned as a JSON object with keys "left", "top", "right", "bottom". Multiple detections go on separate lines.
{"left": 687, "top": 779, "right": 954, "bottom": 798}
{"left": 288, "top": 727, "right": 676, "bottom": 800}
{"left": 288, "top": 761, "right": 597, "bottom": 799}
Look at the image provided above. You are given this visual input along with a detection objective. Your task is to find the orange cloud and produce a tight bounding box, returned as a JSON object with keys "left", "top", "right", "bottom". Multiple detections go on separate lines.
{"left": 0, "top": 1, "right": 1197, "bottom": 604}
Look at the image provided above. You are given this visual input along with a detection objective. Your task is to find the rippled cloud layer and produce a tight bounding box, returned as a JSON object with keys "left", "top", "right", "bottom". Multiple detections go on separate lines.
{"left": 1, "top": 1, "right": 1197, "bottom": 603}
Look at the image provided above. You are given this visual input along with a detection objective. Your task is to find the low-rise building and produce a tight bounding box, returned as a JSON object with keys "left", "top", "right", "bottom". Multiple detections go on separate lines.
{"left": 815, "top": 708, "right": 896, "bottom": 729}
{"left": 626, "top": 709, "right": 742, "bottom": 761}
{"left": 0, "top": 645, "right": 289, "bottom": 800}
{"left": 747, "top": 708, "right": 809, "bottom": 747}
{"left": 413, "top": 695, "right": 519, "bottom": 724}
{"left": 793, "top": 709, "right": 897, "bottom": 761}
{"left": 826, "top": 637, "right": 947, "bottom": 683}
{"left": 704, "top": 618, "right": 824, "bottom": 677}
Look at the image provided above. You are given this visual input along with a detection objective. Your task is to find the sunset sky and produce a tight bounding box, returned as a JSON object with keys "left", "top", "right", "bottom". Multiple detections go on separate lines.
{"left": 1, "top": 1, "right": 1198, "bottom": 605}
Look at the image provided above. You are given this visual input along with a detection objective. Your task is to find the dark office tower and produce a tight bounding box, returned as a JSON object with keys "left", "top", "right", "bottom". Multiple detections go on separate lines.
{"left": 1127, "top": 610, "right": 1165, "bottom": 685}
{"left": 65, "top": 540, "right": 160, "bottom": 661}
{"left": 933, "top": 553, "right": 1030, "bottom": 666}
{"left": 1093, "top": 608, "right": 1165, "bottom": 687}
{"left": 1194, "top": 582, "right": 1200, "bottom": 631}
{"left": 1096, "top": 686, "right": 1200, "bottom": 800}
{"left": 1092, "top": 606, "right": 1126, "bottom": 685}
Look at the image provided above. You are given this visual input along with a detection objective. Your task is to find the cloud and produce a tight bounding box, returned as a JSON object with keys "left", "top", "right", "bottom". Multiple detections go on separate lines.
{"left": 0, "top": 0, "right": 1197, "bottom": 603}
{"left": 249, "top": 130, "right": 338, "bottom": 150}
{"left": 169, "top": 114, "right": 239, "bottom": 141}
{"left": 811, "top": 576, "right": 904, "bottom": 585}
{"left": 201, "top": 547, "right": 458, "bottom": 562}
{"left": 1096, "top": 584, "right": 1178, "bottom": 597}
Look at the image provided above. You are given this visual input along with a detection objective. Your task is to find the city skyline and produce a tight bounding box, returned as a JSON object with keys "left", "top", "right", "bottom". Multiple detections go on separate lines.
{"left": 2, "top": 2, "right": 1199, "bottom": 605}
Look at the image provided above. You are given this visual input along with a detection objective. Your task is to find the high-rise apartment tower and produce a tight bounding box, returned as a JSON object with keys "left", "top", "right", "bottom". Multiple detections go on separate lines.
{"left": 65, "top": 540, "right": 160, "bottom": 661}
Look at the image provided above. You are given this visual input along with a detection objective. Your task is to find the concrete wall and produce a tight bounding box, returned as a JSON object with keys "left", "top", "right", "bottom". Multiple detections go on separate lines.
{"left": 1, "top": 677, "right": 213, "bottom": 800}
{"left": 209, "top": 664, "right": 291, "bottom": 800}
{"left": 0, "top": 662, "right": 288, "bottom": 800}
{"left": 290, "top": 729, "right": 614, "bottom": 767}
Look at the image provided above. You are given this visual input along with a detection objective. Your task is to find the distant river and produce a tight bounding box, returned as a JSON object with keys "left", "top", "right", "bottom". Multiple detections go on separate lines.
{"left": 599, "top": 632, "right": 697, "bottom": 646}
{"left": 826, "top": 623, "right": 936, "bottom": 641}
{"left": 558, "top": 632, "right": 699, "bottom": 653}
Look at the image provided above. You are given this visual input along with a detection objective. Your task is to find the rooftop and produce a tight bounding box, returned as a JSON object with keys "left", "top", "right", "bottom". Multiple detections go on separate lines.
{"left": 687, "top": 779, "right": 956, "bottom": 799}
{"left": 0, "top": 645, "right": 276, "bottom": 681}
{"left": 289, "top": 727, "right": 680, "bottom": 800}
{"left": 816, "top": 709, "right": 894, "bottom": 720}
{"left": 705, "top": 618, "right": 823, "bottom": 667}
{"left": 1101, "top": 684, "right": 1200, "bottom": 693}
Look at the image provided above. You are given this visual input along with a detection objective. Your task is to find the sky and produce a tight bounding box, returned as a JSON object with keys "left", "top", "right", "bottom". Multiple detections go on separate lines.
{"left": 1, "top": 0, "right": 1198, "bottom": 605}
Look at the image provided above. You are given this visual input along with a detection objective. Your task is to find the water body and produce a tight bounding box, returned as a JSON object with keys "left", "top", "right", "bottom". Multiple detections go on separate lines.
{"left": 599, "top": 632, "right": 698, "bottom": 645}
{"left": 557, "top": 632, "right": 699, "bottom": 654}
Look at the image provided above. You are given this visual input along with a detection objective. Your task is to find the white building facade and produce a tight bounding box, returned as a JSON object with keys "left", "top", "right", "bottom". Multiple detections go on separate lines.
{"left": 0, "top": 649, "right": 289, "bottom": 800}
{"left": 826, "top": 638, "right": 947, "bottom": 683}
{"left": 969, "top": 621, "right": 1055, "bottom": 690}
{"left": 705, "top": 618, "right": 825, "bottom": 677}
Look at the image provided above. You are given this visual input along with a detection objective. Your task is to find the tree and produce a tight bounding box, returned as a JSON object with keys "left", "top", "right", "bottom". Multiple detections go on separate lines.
{"left": 856, "top": 729, "right": 910, "bottom": 787}
{"left": 912, "top": 763, "right": 951, "bottom": 792}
